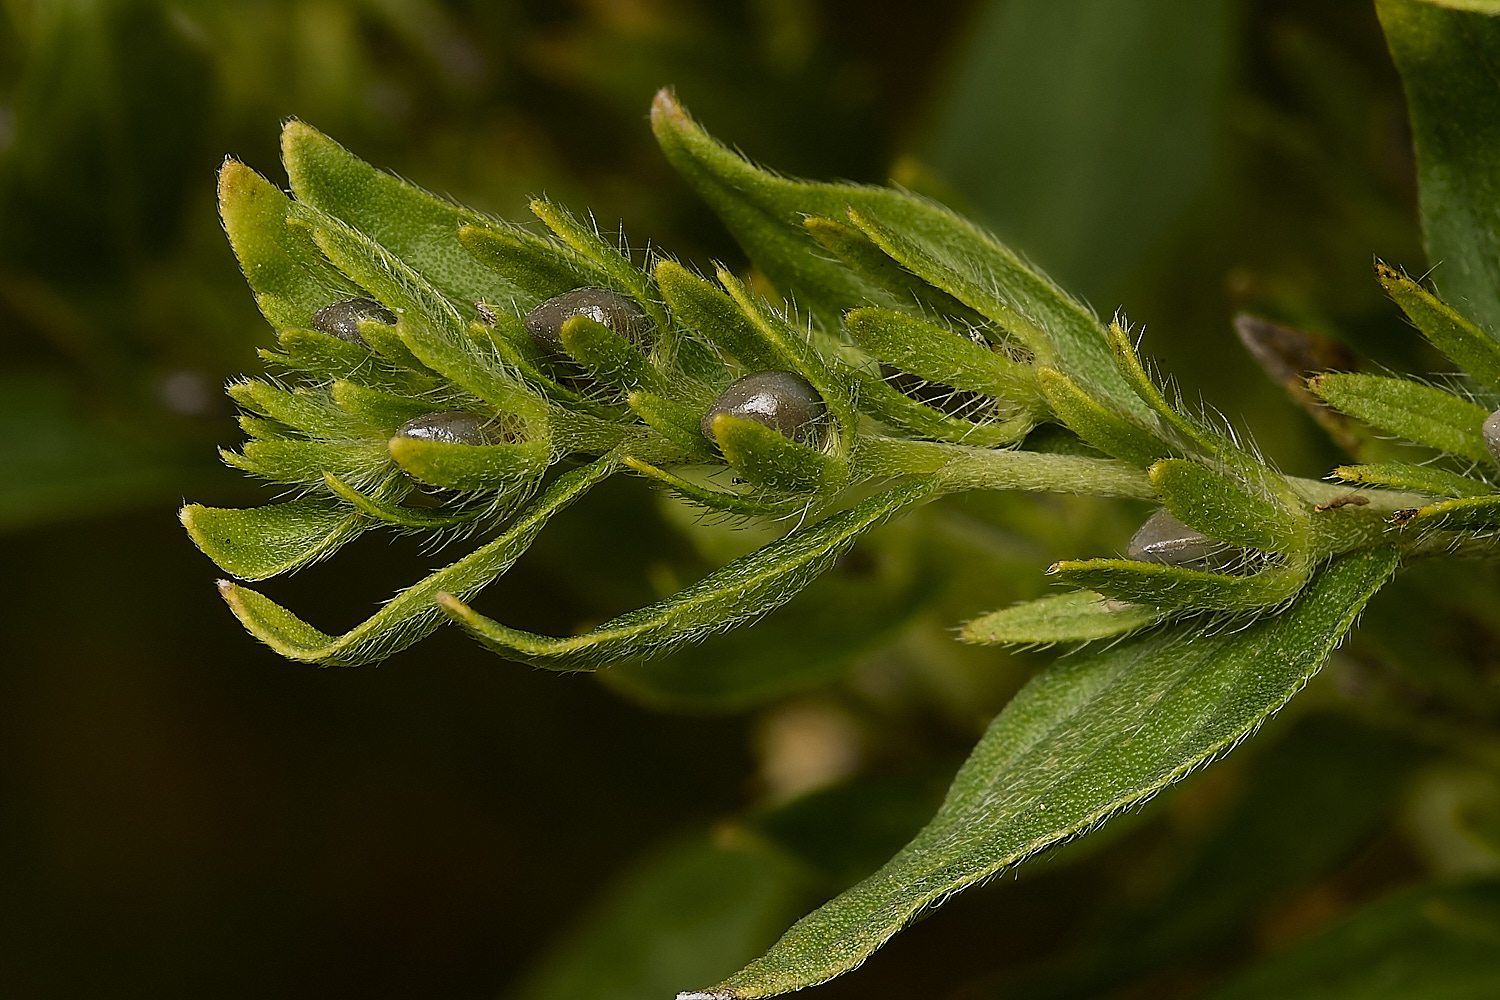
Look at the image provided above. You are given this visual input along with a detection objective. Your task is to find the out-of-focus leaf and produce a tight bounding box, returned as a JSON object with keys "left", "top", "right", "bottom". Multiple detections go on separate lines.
{"left": 684, "top": 547, "right": 1398, "bottom": 999}
{"left": 925, "top": 0, "right": 1237, "bottom": 302}
{"left": 0, "top": 374, "right": 197, "bottom": 530}
{"left": 1201, "top": 879, "right": 1500, "bottom": 1000}
{"left": 1334, "top": 462, "right": 1492, "bottom": 498}
{"left": 512, "top": 832, "right": 815, "bottom": 1000}
{"left": 1379, "top": 0, "right": 1500, "bottom": 339}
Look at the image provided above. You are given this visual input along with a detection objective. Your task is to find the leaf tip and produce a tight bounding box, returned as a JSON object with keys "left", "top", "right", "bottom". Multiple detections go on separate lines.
{"left": 676, "top": 992, "right": 736, "bottom": 1000}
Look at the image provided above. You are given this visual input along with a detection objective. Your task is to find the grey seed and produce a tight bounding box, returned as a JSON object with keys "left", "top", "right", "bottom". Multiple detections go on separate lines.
{"left": 1484, "top": 409, "right": 1500, "bottom": 466}
{"left": 701, "top": 370, "right": 828, "bottom": 447}
{"left": 524, "top": 287, "right": 653, "bottom": 358}
{"left": 310, "top": 296, "right": 396, "bottom": 347}
{"left": 1126, "top": 508, "right": 1245, "bottom": 572}
{"left": 394, "top": 411, "right": 510, "bottom": 446}
{"left": 881, "top": 327, "right": 993, "bottom": 419}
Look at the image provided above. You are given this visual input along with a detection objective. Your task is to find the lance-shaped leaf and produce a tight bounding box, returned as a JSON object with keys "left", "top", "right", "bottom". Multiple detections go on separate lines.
{"left": 1377, "top": 262, "right": 1500, "bottom": 392}
{"left": 322, "top": 473, "right": 473, "bottom": 529}
{"left": 844, "top": 307, "right": 1037, "bottom": 404}
{"left": 711, "top": 414, "right": 847, "bottom": 496}
{"left": 181, "top": 497, "right": 372, "bottom": 581}
{"left": 1378, "top": 0, "right": 1500, "bottom": 340}
{"left": 437, "top": 479, "right": 935, "bottom": 670}
{"left": 686, "top": 546, "right": 1399, "bottom": 999}
{"left": 656, "top": 261, "right": 780, "bottom": 372}
{"left": 1035, "top": 367, "right": 1172, "bottom": 465}
{"left": 264, "top": 328, "right": 435, "bottom": 394}
{"left": 217, "top": 159, "right": 362, "bottom": 330}
{"left": 529, "top": 198, "right": 672, "bottom": 337}
{"left": 802, "top": 215, "right": 982, "bottom": 323}
{"left": 650, "top": 90, "right": 1140, "bottom": 417}
{"left": 1049, "top": 559, "right": 1306, "bottom": 611}
{"left": 623, "top": 458, "right": 794, "bottom": 518}
{"left": 1107, "top": 321, "right": 1229, "bottom": 456}
{"left": 388, "top": 434, "right": 551, "bottom": 491}
{"left": 1308, "top": 372, "right": 1491, "bottom": 462}
{"left": 216, "top": 453, "right": 620, "bottom": 666}
{"left": 1333, "top": 462, "right": 1493, "bottom": 499}
{"left": 458, "top": 220, "right": 614, "bottom": 303}
{"left": 223, "top": 438, "right": 391, "bottom": 487}
{"left": 280, "top": 120, "right": 522, "bottom": 316}
{"left": 1200, "top": 878, "right": 1500, "bottom": 1000}
{"left": 227, "top": 380, "right": 367, "bottom": 439}
{"left": 328, "top": 380, "right": 440, "bottom": 432}
{"left": 962, "top": 591, "right": 1166, "bottom": 646}
{"left": 559, "top": 313, "right": 672, "bottom": 397}
{"left": 626, "top": 394, "right": 718, "bottom": 462}
{"left": 1149, "top": 459, "right": 1300, "bottom": 551}
{"left": 1391, "top": 494, "right": 1500, "bottom": 532}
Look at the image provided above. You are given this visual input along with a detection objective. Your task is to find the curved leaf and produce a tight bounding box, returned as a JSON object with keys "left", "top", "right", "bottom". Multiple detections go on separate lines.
{"left": 686, "top": 546, "right": 1400, "bottom": 999}
{"left": 438, "top": 480, "right": 935, "bottom": 670}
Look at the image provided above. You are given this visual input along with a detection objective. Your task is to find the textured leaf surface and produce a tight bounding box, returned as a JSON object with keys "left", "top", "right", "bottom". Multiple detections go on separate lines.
{"left": 1201, "top": 878, "right": 1500, "bottom": 1000}
{"left": 439, "top": 480, "right": 934, "bottom": 670}
{"left": 217, "top": 454, "right": 619, "bottom": 665}
{"left": 1309, "top": 373, "right": 1491, "bottom": 461}
{"left": 1334, "top": 462, "right": 1492, "bottom": 498}
{"left": 688, "top": 546, "right": 1399, "bottom": 999}
{"left": 1379, "top": 0, "right": 1500, "bottom": 339}
{"left": 961, "top": 590, "right": 1164, "bottom": 645}
{"left": 181, "top": 498, "right": 370, "bottom": 581}
{"left": 1377, "top": 262, "right": 1500, "bottom": 391}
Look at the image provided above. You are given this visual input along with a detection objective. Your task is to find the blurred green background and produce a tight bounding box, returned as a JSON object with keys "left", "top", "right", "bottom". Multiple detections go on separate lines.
{"left": 3, "top": 1, "right": 1496, "bottom": 998}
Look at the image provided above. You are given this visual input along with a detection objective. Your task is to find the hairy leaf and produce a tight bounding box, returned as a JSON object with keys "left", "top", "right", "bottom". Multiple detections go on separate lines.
{"left": 1309, "top": 372, "right": 1491, "bottom": 462}
{"left": 688, "top": 546, "right": 1399, "bottom": 999}
{"left": 1379, "top": 0, "right": 1500, "bottom": 340}
{"left": 1333, "top": 462, "right": 1493, "bottom": 498}
{"left": 962, "top": 591, "right": 1165, "bottom": 645}
{"left": 180, "top": 497, "right": 371, "bottom": 581}
{"left": 1150, "top": 458, "right": 1300, "bottom": 551}
{"left": 216, "top": 453, "right": 620, "bottom": 665}
{"left": 438, "top": 480, "right": 935, "bottom": 670}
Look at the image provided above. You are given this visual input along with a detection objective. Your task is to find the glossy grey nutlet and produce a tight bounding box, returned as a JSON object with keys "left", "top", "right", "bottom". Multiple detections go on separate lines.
{"left": 310, "top": 296, "right": 396, "bottom": 347}
{"left": 1484, "top": 409, "right": 1500, "bottom": 466}
{"left": 524, "top": 287, "right": 653, "bottom": 358}
{"left": 701, "top": 370, "right": 828, "bottom": 447}
{"left": 881, "top": 327, "right": 993, "bottom": 419}
{"left": 394, "top": 411, "right": 507, "bottom": 446}
{"left": 1127, "top": 508, "right": 1245, "bottom": 572}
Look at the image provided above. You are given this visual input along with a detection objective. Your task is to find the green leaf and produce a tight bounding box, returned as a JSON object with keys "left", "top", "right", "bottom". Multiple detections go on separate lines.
{"left": 321, "top": 473, "right": 473, "bottom": 529}
{"left": 280, "top": 120, "right": 521, "bottom": 318}
{"left": 1377, "top": 262, "right": 1500, "bottom": 392}
{"left": 1106, "top": 320, "right": 1228, "bottom": 455}
{"left": 216, "top": 453, "right": 620, "bottom": 666}
{"left": 223, "top": 438, "right": 391, "bottom": 487}
{"left": 1035, "top": 367, "right": 1172, "bottom": 465}
{"left": 1308, "top": 372, "right": 1492, "bottom": 462}
{"left": 650, "top": 91, "right": 1139, "bottom": 416}
{"left": 263, "top": 328, "right": 435, "bottom": 395}
{"left": 844, "top": 367, "right": 1032, "bottom": 446}
{"left": 843, "top": 307, "right": 1037, "bottom": 404}
{"left": 1378, "top": 0, "right": 1500, "bottom": 339}
{"left": 457, "top": 220, "right": 612, "bottom": 303}
{"left": 1149, "top": 458, "right": 1300, "bottom": 551}
{"left": 513, "top": 832, "right": 815, "bottom": 1000}
{"left": 710, "top": 414, "right": 847, "bottom": 496}
{"left": 925, "top": 0, "right": 1236, "bottom": 302}
{"left": 622, "top": 458, "right": 790, "bottom": 518}
{"left": 560, "top": 313, "right": 672, "bottom": 397}
{"left": 226, "top": 380, "right": 367, "bottom": 439}
{"left": 387, "top": 434, "right": 551, "bottom": 492}
{"left": 327, "top": 380, "right": 438, "bottom": 432}
{"left": 801, "top": 215, "right": 981, "bottom": 322}
{"left": 1333, "top": 462, "right": 1493, "bottom": 498}
{"left": 438, "top": 480, "right": 935, "bottom": 670}
{"left": 1391, "top": 494, "right": 1500, "bottom": 532}
{"left": 692, "top": 546, "right": 1400, "bottom": 999}
{"left": 961, "top": 591, "right": 1165, "bottom": 645}
{"left": 181, "top": 498, "right": 371, "bottom": 581}
{"left": 528, "top": 198, "right": 672, "bottom": 337}
{"left": 1048, "top": 558, "right": 1305, "bottom": 611}
{"left": 1200, "top": 879, "right": 1500, "bottom": 1000}
{"left": 625, "top": 394, "right": 718, "bottom": 462}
